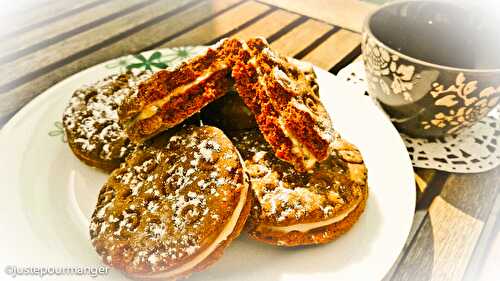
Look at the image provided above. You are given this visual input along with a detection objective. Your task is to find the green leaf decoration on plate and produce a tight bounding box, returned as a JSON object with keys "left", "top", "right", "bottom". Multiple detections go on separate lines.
{"left": 48, "top": 121, "right": 67, "bottom": 143}
{"left": 127, "top": 51, "right": 168, "bottom": 71}
{"left": 105, "top": 57, "right": 129, "bottom": 72}
{"left": 161, "top": 46, "right": 200, "bottom": 65}
{"left": 104, "top": 47, "right": 205, "bottom": 72}
{"left": 177, "top": 49, "right": 190, "bottom": 58}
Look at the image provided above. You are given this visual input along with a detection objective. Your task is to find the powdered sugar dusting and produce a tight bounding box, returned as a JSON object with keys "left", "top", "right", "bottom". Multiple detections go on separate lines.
{"left": 90, "top": 126, "right": 245, "bottom": 273}
{"left": 240, "top": 38, "right": 333, "bottom": 171}
{"left": 233, "top": 130, "right": 359, "bottom": 223}
{"left": 63, "top": 72, "right": 151, "bottom": 161}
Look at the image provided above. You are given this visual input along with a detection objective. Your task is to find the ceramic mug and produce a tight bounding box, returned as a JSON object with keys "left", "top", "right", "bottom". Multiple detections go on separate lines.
{"left": 362, "top": 0, "right": 500, "bottom": 138}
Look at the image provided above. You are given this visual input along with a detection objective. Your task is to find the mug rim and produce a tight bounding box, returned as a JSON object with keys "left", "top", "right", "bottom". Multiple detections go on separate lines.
{"left": 364, "top": 0, "right": 500, "bottom": 74}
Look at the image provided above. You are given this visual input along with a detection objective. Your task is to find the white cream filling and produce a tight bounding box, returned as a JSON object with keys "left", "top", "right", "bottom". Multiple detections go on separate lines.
{"left": 135, "top": 63, "right": 228, "bottom": 121}
{"left": 246, "top": 47, "right": 318, "bottom": 170}
{"left": 244, "top": 42, "right": 318, "bottom": 170}
{"left": 132, "top": 181, "right": 248, "bottom": 280}
{"left": 277, "top": 115, "right": 318, "bottom": 170}
{"left": 287, "top": 56, "right": 314, "bottom": 73}
{"left": 260, "top": 200, "right": 359, "bottom": 233}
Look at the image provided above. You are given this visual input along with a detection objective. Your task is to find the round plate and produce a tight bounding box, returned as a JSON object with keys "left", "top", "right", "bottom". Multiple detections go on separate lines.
{"left": 0, "top": 48, "right": 415, "bottom": 281}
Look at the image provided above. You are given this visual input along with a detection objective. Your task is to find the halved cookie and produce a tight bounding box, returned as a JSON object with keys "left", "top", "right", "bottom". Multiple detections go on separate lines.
{"left": 119, "top": 37, "right": 329, "bottom": 172}
{"left": 63, "top": 71, "right": 152, "bottom": 172}
{"left": 200, "top": 56, "right": 317, "bottom": 132}
{"left": 90, "top": 126, "right": 251, "bottom": 280}
{"left": 233, "top": 37, "right": 334, "bottom": 172}
{"left": 119, "top": 39, "right": 246, "bottom": 143}
{"left": 231, "top": 130, "right": 367, "bottom": 247}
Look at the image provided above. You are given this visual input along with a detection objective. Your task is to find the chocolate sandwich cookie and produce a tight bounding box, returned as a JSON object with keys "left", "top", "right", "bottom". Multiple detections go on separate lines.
{"left": 63, "top": 71, "right": 152, "bottom": 172}
{"left": 119, "top": 39, "right": 246, "bottom": 143}
{"left": 90, "top": 126, "right": 251, "bottom": 280}
{"left": 232, "top": 130, "right": 367, "bottom": 247}
{"left": 233, "top": 37, "right": 334, "bottom": 172}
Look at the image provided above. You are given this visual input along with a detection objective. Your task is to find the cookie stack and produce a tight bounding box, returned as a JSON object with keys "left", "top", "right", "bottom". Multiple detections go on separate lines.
{"left": 63, "top": 37, "right": 368, "bottom": 280}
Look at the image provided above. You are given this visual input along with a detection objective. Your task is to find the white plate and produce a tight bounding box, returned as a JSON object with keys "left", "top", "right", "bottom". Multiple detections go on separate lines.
{"left": 0, "top": 48, "right": 415, "bottom": 281}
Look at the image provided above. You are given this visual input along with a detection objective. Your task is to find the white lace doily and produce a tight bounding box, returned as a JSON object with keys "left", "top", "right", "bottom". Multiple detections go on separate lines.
{"left": 337, "top": 60, "right": 500, "bottom": 173}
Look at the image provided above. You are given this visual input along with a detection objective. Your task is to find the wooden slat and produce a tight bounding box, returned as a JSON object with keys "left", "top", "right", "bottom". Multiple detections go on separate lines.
{"left": 415, "top": 168, "right": 438, "bottom": 182}
{"left": 437, "top": 167, "right": 498, "bottom": 253}
{"left": 0, "top": 0, "right": 190, "bottom": 103}
{"left": 0, "top": 0, "right": 146, "bottom": 58}
{"left": 466, "top": 193, "right": 500, "bottom": 281}
{"left": 141, "top": 0, "right": 246, "bottom": 50}
{"left": 160, "top": 1, "right": 271, "bottom": 48}
{"left": 479, "top": 230, "right": 500, "bottom": 280}
{"left": 270, "top": 19, "right": 332, "bottom": 57}
{"left": 414, "top": 168, "right": 439, "bottom": 201}
{"left": 414, "top": 173, "right": 428, "bottom": 194}
{"left": 2, "top": 0, "right": 50, "bottom": 15}
{"left": 257, "top": 0, "right": 376, "bottom": 32}
{"left": 0, "top": 0, "right": 243, "bottom": 118}
{"left": 230, "top": 9, "right": 300, "bottom": 41}
{"left": 428, "top": 194, "right": 483, "bottom": 261}
{"left": 391, "top": 166, "right": 500, "bottom": 281}
{"left": 384, "top": 169, "right": 444, "bottom": 280}
{"left": 0, "top": 0, "right": 105, "bottom": 38}
{"left": 301, "top": 29, "right": 360, "bottom": 70}
{"left": 399, "top": 196, "right": 483, "bottom": 281}
{"left": 1, "top": 0, "right": 55, "bottom": 17}
{"left": 415, "top": 168, "right": 437, "bottom": 192}
{"left": 383, "top": 210, "right": 426, "bottom": 281}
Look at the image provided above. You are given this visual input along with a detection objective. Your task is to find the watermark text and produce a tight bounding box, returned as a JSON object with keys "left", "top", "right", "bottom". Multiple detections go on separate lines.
{"left": 4, "top": 265, "right": 109, "bottom": 278}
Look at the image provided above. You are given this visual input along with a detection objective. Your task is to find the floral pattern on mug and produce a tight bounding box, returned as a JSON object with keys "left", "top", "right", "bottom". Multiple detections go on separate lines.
{"left": 421, "top": 72, "right": 500, "bottom": 134}
{"left": 363, "top": 37, "right": 415, "bottom": 101}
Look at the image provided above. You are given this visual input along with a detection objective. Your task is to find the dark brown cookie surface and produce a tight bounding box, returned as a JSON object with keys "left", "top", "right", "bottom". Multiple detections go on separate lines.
{"left": 63, "top": 71, "right": 152, "bottom": 172}
{"left": 90, "top": 126, "right": 250, "bottom": 279}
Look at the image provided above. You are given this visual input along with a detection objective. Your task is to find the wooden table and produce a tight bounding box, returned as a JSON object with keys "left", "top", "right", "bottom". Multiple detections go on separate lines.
{"left": 1, "top": 0, "right": 498, "bottom": 280}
